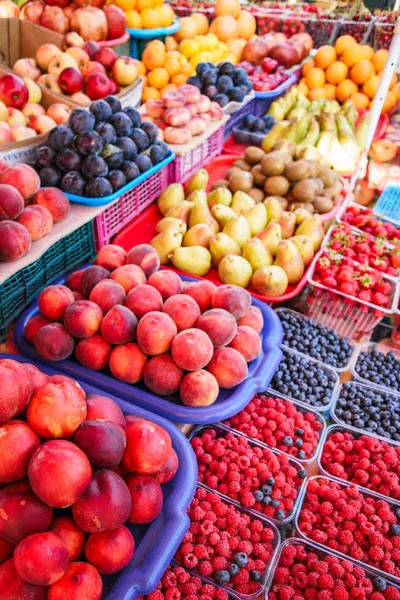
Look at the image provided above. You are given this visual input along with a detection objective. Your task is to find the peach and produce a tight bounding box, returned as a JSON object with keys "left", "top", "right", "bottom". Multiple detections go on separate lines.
{"left": 0, "top": 420, "right": 40, "bottom": 484}
{"left": 73, "top": 420, "right": 126, "bottom": 468}
{"left": 80, "top": 265, "right": 110, "bottom": 297}
{"left": 207, "top": 346, "right": 248, "bottom": 388}
{"left": 109, "top": 343, "right": 148, "bottom": 384}
{"left": 46, "top": 103, "right": 71, "bottom": 125}
{"left": 185, "top": 103, "right": 198, "bottom": 116}
{"left": 184, "top": 279, "right": 216, "bottom": 312}
{"left": 23, "top": 363, "right": 51, "bottom": 393}
{"left": 126, "top": 243, "right": 160, "bottom": 277}
{"left": 94, "top": 244, "right": 127, "bottom": 271}
{"left": 67, "top": 269, "right": 84, "bottom": 293}
{"left": 75, "top": 335, "right": 112, "bottom": 371}
{"left": 38, "top": 284, "right": 75, "bottom": 321}
{"left": 72, "top": 470, "right": 131, "bottom": 533}
{"left": 197, "top": 308, "right": 237, "bottom": 348}
{"left": 17, "top": 205, "right": 53, "bottom": 241}
{"left": 14, "top": 532, "right": 69, "bottom": 586}
{"left": 162, "top": 294, "right": 201, "bottom": 331}
{"left": 100, "top": 305, "right": 137, "bottom": 345}
{"left": 47, "top": 561, "right": 102, "bottom": 600}
{"left": 30, "top": 115, "right": 57, "bottom": 134}
{"left": 0, "top": 539, "right": 14, "bottom": 567}
{"left": 145, "top": 99, "right": 165, "bottom": 118}
{"left": 137, "top": 311, "right": 177, "bottom": 355}
{"left": 178, "top": 84, "right": 201, "bottom": 104}
{"left": 155, "top": 117, "right": 167, "bottom": 131}
{"left": 209, "top": 101, "right": 224, "bottom": 121}
{"left": 0, "top": 359, "right": 33, "bottom": 424}
{"left": 0, "top": 558, "right": 48, "bottom": 600}
{"left": 180, "top": 369, "right": 219, "bottom": 407}
{"left": 86, "top": 393, "right": 126, "bottom": 429}
{"left": 84, "top": 525, "right": 134, "bottom": 575}
{"left": 147, "top": 270, "right": 183, "bottom": 300}
{"left": 164, "top": 107, "right": 191, "bottom": 127}
{"left": 0, "top": 164, "right": 40, "bottom": 201}
{"left": 28, "top": 440, "right": 92, "bottom": 508}
{"left": 50, "top": 516, "right": 86, "bottom": 562}
{"left": 152, "top": 448, "right": 179, "bottom": 484}
{"left": 0, "top": 481, "right": 53, "bottom": 544}
{"left": 27, "top": 379, "right": 87, "bottom": 439}
{"left": 229, "top": 325, "right": 262, "bottom": 362}
{"left": 164, "top": 126, "right": 192, "bottom": 144}
{"left": 0, "top": 220, "right": 31, "bottom": 262}
{"left": 125, "top": 284, "right": 163, "bottom": 319}
{"left": 197, "top": 94, "right": 211, "bottom": 114}
{"left": 212, "top": 284, "right": 252, "bottom": 319}
{"left": 199, "top": 113, "right": 211, "bottom": 124}
{"left": 34, "top": 323, "right": 75, "bottom": 361}
{"left": 0, "top": 122, "right": 12, "bottom": 144}
{"left": 110, "top": 264, "right": 146, "bottom": 293}
{"left": 63, "top": 300, "right": 103, "bottom": 339}
{"left": 187, "top": 116, "right": 207, "bottom": 136}
{"left": 126, "top": 474, "right": 163, "bottom": 524}
{"left": 143, "top": 354, "right": 184, "bottom": 396}
{"left": 32, "top": 187, "right": 70, "bottom": 223}
{"left": 24, "top": 315, "right": 52, "bottom": 343}
{"left": 73, "top": 291, "right": 84, "bottom": 300}
{"left": 237, "top": 305, "right": 264, "bottom": 333}
{"left": 171, "top": 328, "right": 214, "bottom": 371}
{"left": 89, "top": 279, "right": 126, "bottom": 313}
{"left": 163, "top": 91, "right": 185, "bottom": 108}
{"left": 0, "top": 184, "right": 24, "bottom": 220}
{"left": 123, "top": 419, "right": 171, "bottom": 475}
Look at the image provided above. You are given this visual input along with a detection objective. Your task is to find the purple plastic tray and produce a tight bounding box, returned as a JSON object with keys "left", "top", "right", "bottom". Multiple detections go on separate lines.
{"left": 0, "top": 353, "right": 197, "bottom": 600}
{"left": 14, "top": 272, "right": 283, "bottom": 425}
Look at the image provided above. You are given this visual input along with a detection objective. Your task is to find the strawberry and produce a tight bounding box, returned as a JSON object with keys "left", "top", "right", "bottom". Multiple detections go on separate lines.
{"left": 386, "top": 266, "right": 397, "bottom": 277}
{"left": 370, "top": 241, "right": 385, "bottom": 257}
{"left": 354, "top": 241, "right": 371, "bottom": 255}
{"left": 371, "top": 292, "right": 390, "bottom": 307}
{"left": 339, "top": 282, "right": 356, "bottom": 295}
{"left": 353, "top": 215, "right": 368, "bottom": 228}
{"left": 391, "top": 252, "right": 400, "bottom": 269}
{"left": 323, "top": 277, "right": 337, "bottom": 288}
{"left": 315, "top": 256, "right": 331, "bottom": 273}
{"left": 374, "top": 225, "right": 388, "bottom": 238}
{"left": 341, "top": 257, "right": 354, "bottom": 267}
{"left": 356, "top": 253, "right": 370, "bottom": 266}
{"left": 375, "top": 281, "right": 392, "bottom": 295}
{"left": 357, "top": 290, "right": 372, "bottom": 303}
{"left": 337, "top": 269, "right": 353, "bottom": 283}
{"left": 343, "top": 248, "right": 356, "bottom": 259}
{"left": 370, "top": 256, "right": 389, "bottom": 272}
{"left": 384, "top": 222, "right": 396, "bottom": 235}
{"left": 358, "top": 274, "right": 376, "bottom": 289}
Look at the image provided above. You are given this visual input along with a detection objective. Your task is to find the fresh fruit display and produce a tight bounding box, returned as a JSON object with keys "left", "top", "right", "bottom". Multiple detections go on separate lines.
{"left": 335, "top": 381, "right": 400, "bottom": 442}
{"left": 13, "top": 42, "right": 139, "bottom": 105}
{"left": 271, "top": 348, "right": 338, "bottom": 409}
{"left": 32, "top": 99, "right": 168, "bottom": 197}
{"left": 237, "top": 114, "right": 275, "bottom": 140}
{"left": 187, "top": 62, "right": 253, "bottom": 107}
{"left": 354, "top": 346, "right": 400, "bottom": 393}
{"left": 321, "top": 428, "right": 400, "bottom": 500}
{"left": 269, "top": 541, "right": 400, "bottom": 600}
{"left": 112, "top": 0, "right": 175, "bottom": 29}
{"left": 143, "top": 84, "right": 224, "bottom": 145}
{"left": 298, "top": 476, "right": 400, "bottom": 578}
{"left": 0, "top": 357, "right": 178, "bottom": 598}
{"left": 340, "top": 205, "right": 400, "bottom": 244}
{"left": 278, "top": 309, "right": 354, "bottom": 370}
{"left": 223, "top": 391, "right": 324, "bottom": 461}
{"left": 174, "top": 486, "right": 278, "bottom": 596}
{"left": 24, "top": 243, "right": 264, "bottom": 406}
{"left": 241, "top": 31, "right": 313, "bottom": 69}
{"left": 299, "top": 37, "right": 399, "bottom": 113}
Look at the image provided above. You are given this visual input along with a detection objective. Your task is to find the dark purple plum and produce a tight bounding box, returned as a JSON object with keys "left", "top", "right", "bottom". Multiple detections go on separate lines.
{"left": 108, "top": 169, "right": 127, "bottom": 192}
{"left": 104, "top": 96, "right": 121, "bottom": 114}
{"left": 233, "top": 68, "right": 248, "bottom": 85}
{"left": 204, "top": 85, "right": 218, "bottom": 99}
{"left": 35, "top": 145, "right": 56, "bottom": 168}
{"left": 109, "top": 112, "right": 133, "bottom": 137}
{"left": 213, "top": 93, "right": 229, "bottom": 107}
{"left": 69, "top": 109, "right": 96, "bottom": 134}
{"left": 82, "top": 156, "right": 108, "bottom": 178}
{"left": 61, "top": 171, "right": 86, "bottom": 196}
{"left": 122, "top": 160, "right": 140, "bottom": 182}
{"left": 94, "top": 122, "right": 117, "bottom": 145}
{"left": 85, "top": 177, "right": 113, "bottom": 198}
{"left": 90, "top": 99, "right": 113, "bottom": 122}
{"left": 75, "top": 131, "right": 103, "bottom": 156}
{"left": 150, "top": 141, "right": 168, "bottom": 165}
{"left": 102, "top": 144, "right": 124, "bottom": 169}
{"left": 48, "top": 125, "right": 74, "bottom": 153}
{"left": 135, "top": 154, "right": 152, "bottom": 173}
{"left": 140, "top": 121, "right": 158, "bottom": 144}
{"left": 130, "top": 128, "right": 149, "bottom": 152}
{"left": 218, "top": 62, "right": 236, "bottom": 77}
{"left": 187, "top": 75, "right": 201, "bottom": 88}
{"left": 123, "top": 107, "right": 141, "bottom": 128}
{"left": 40, "top": 167, "right": 62, "bottom": 187}
{"left": 229, "top": 88, "right": 244, "bottom": 102}
{"left": 195, "top": 62, "right": 209, "bottom": 76}
{"left": 217, "top": 75, "right": 233, "bottom": 94}
{"left": 56, "top": 149, "right": 82, "bottom": 173}
{"left": 200, "top": 69, "right": 217, "bottom": 86}
{"left": 115, "top": 137, "right": 137, "bottom": 160}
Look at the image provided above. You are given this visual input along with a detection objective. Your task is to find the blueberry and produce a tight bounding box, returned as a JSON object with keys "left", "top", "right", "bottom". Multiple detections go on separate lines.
{"left": 135, "top": 154, "right": 152, "bottom": 173}
{"left": 276, "top": 509, "right": 286, "bottom": 521}
{"left": 140, "top": 121, "right": 159, "bottom": 144}
{"left": 234, "top": 553, "right": 248, "bottom": 568}
{"left": 122, "top": 160, "right": 140, "bottom": 182}
{"left": 354, "top": 349, "right": 400, "bottom": 393}
{"left": 123, "top": 106, "right": 141, "bottom": 128}
{"left": 60, "top": 171, "right": 86, "bottom": 196}
{"left": 373, "top": 577, "right": 387, "bottom": 591}
{"left": 294, "top": 439, "right": 303, "bottom": 448}
{"left": 90, "top": 99, "right": 113, "bottom": 122}
{"left": 104, "top": 96, "right": 122, "bottom": 114}
{"left": 115, "top": 137, "right": 137, "bottom": 161}
{"left": 69, "top": 109, "right": 95, "bottom": 134}
{"left": 102, "top": 144, "right": 124, "bottom": 169}
{"left": 85, "top": 176, "right": 113, "bottom": 198}
{"left": 48, "top": 125, "right": 74, "bottom": 153}
{"left": 298, "top": 469, "right": 307, "bottom": 479}
{"left": 187, "top": 75, "right": 201, "bottom": 89}
{"left": 213, "top": 93, "right": 229, "bottom": 107}
{"left": 95, "top": 122, "right": 118, "bottom": 145}
{"left": 254, "top": 490, "right": 263, "bottom": 502}
{"left": 131, "top": 128, "right": 149, "bottom": 152}
{"left": 263, "top": 114, "right": 275, "bottom": 128}
{"left": 108, "top": 169, "right": 127, "bottom": 192}
{"left": 391, "top": 524, "right": 400, "bottom": 536}
{"left": 250, "top": 118, "right": 267, "bottom": 132}
{"left": 266, "top": 478, "right": 275, "bottom": 486}
{"left": 395, "top": 509, "right": 400, "bottom": 520}
{"left": 229, "top": 564, "right": 239, "bottom": 576}
{"left": 282, "top": 436, "right": 293, "bottom": 447}
{"left": 82, "top": 156, "right": 108, "bottom": 179}
{"left": 250, "top": 570, "right": 261, "bottom": 582}
{"left": 298, "top": 450, "right": 306, "bottom": 460}
{"left": 296, "top": 428, "right": 304, "bottom": 436}
{"left": 56, "top": 149, "right": 82, "bottom": 174}
{"left": 271, "top": 499, "right": 280, "bottom": 509}
{"left": 261, "top": 485, "right": 272, "bottom": 496}
{"left": 36, "top": 145, "right": 56, "bottom": 168}
{"left": 110, "top": 112, "right": 133, "bottom": 137}
{"left": 40, "top": 167, "right": 61, "bottom": 188}
{"left": 75, "top": 131, "right": 103, "bottom": 157}
{"left": 215, "top": 570, "right": 230, "bottom": 585}
{"left": 262, "top": 496, "right": 271, "bottom": 505}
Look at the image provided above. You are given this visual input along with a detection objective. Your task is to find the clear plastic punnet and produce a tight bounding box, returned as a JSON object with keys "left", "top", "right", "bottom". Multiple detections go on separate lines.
{"left": 351, "top": 341, "right": 400, "bottom": 394}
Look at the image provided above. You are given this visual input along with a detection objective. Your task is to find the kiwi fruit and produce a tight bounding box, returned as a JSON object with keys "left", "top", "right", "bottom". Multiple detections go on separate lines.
{"left": 264, "top": 176, "right": 290, "bottom": 197}
{"left": 226, "top": 166, "right": 242, "bottom": 180}
{"left": 310, "top": 177, "right": 324, "bottom": 195}
{"left": 211, "top": 180, "right": 230, "bottom": 190}
{"left": 318, "top": 167, "right": 338, "bottom": 187}
{"left": 284, "top": 160, "right": 312, "bottom": 182}
{"left": 251, "top": 164, "right": 267, "bottom": 187}
{"left": 233, "top": 159, "right": 252, "bottom": 172}
{"left": 313, "top": 196, "right": 334, "bottom": 214}
{"left": 229, "top": 171, "right": 254, "bottom": 193}
{"left": 248, "top": 188, "right": 265, "bottom": 203}
{"left": 323, "top": 186, "right": 341, "bottom": 203}
{"left": 260, "top": 152, "right": 286, "bottom": 177}
{"left": 292, "top": 179, "right": 319, "bottom": 203}
{"left": 245, "top": 146, "right": 265, "bottom": 166}
{"left": 304, "top": 160, "right": 320, "bottom": 178}
{"left": 289, "top": 202, "right": 314, "bottom": 214}
{"left": 272, "top": 139, "right": 296, "bottom": 157}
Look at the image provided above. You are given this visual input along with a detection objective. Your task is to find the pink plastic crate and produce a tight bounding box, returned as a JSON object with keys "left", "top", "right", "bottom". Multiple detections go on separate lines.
{"left": 94, "top": 159, "right": 171, "bottom": 250}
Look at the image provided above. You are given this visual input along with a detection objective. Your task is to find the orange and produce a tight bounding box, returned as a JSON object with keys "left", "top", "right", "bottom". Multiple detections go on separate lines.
{"left": 236, "top": 10, "right": 256, "bottom": 40}
{"left": 392, "top": 83, "right": 400, "bottom": 101}
{"left": 180, "top": 62, "right": 194, "bottom": 76}
{"left": 142, "top": 86, "right": 160, "bottom": 101}
{"left": 160, "top": 83, "right": 178, "bottom": 96}
{"left": 361, "top": 45, "right": 374, "bottom": 60}
{"left": 336, "top": 78, "right": 358, "bottom": 103}
{"left": 192, "top": 12, "right": 209, "bottom": 35}
{"left": 171, "top": 73, "right": 188, "bottom": 86}
{"left": 350, "top": 59, "right": 375, "bottom": 85}
{"left": 334, "top": 34, "right": 357, "bottom": 55}
{"left": 378, "top": 71, "right": 398, "bottom": 90}
{"left": 147, "top": 67, "right": 169, "bottom": 89}
{"left": 325, "top": 61, "right": 348, "bottom": 85}
{"left": 136, "top": 0, "right": 152, "bottom": 10}
{"left": 305, "top": 67, "right": 325, "bottom": 89}
{"left": 115, "top": 0, "right": 136, "bottom": 10}
{"left": 314, "top": 45, "right": 337, "bottom": 69}
{"left": 342, "top": 44, "right": 364, "bottom": 68}
{"left": 324, "top": 83, "right": 336, "bottom": 99}
{"left": 297, "top": 80, "right": 309, "bottom": 96}
{"left": 148, "top": 39, "right": 165, "bottom": 50}
{"left": 141, "top": 9, "right": 161, "bottom": 29}
{"left": 350, "top": 92, "right": 369, "bottom": 109}
{"left": 142, "top": 44, "right": 165, "bottom": 70}
{"left": 302, "top": 59, "right": 314, "bottom": 77}
{"left": 215, "top": 0, "right": 240, "bottom": 18}
{"left": 373, "top": 49, "right": 389, "bottom": 73}
{"left": 362, "top": 75, "right": 380, "bottom": 99}
{"left": 155, "top": 5, "right": 175, "bottom": 27}
{"left": 382, "top": 90, "right": 397, "bottom": 113}
{"left": 308, "top": 87, "right": 326, "bottom": 100}
{"left": 164, "top": 60, "right": 181, "bottom": 77}
{"left": 175, "top": 16, "right": 198, "bottom": 42}
{"left": 126, "top": 9, "right": 142, "bottom": 28}
{"left": 165, "top": 35, "right": 178, "bottom": 52}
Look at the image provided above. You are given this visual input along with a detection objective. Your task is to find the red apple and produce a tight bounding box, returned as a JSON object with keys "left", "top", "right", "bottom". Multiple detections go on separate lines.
{"left": 81, "top": 61, "right": 106, "bottom": 81}
{"left": 269, "top": 42, "right": 300, "bottom": 68}
{"left": 40, "top": 5, "right": 69, "bottom": 34}
{"left": 71, "top": 7, "right": 108, "bottom": 42}
{"left": 37, "top": 74, "right": 62, "bottom": 94}
{"left": 66, "top": 47, "right": 90, "bottom": 69}
{"left": 0, "top": 0, "right": 20, "bottom": 18}
{"left": 83, "top": 41, "right": 100, "bottom": 60}
{"left": 46, "top": 0, "right": 71, "bottom": 7}
{"left": 103, "top": 4, "right": 126, "bottom": 41}
{"left": 63, "top": 32, "right": 85, "bottom": 50}
{"left": 46, "top": 103, "right": 71, "bottom": 124}
{"left": 94, "top": 47, "right": 118, "bottom": 70}
{"left": 36, "top": 44, "right": 62, "bottom": 72}
{"left": 22, "top": 103, "right": 46, "bottom": 123}
{"left": 111, "top": 57, "right": 138, "bottom": 87}
{"left": 20, "top": 0, "right": 44, "bottom": 23}
{"left": 85, "top": 73, "right": 111, "bottom": 100}
{"left": 13, "top": 59, "right": 41, "bottom": 82}
{"left": 108, "top": 79, "right": 119, "bottom": 94}
{"left": 0, "top": 75, "right": 29, "bottom": 109}
{"left": 0, "top": 122, "right": 12, "bottom": 145}
{"left": 59, "top": 67, "right": 84, "bottom": 93}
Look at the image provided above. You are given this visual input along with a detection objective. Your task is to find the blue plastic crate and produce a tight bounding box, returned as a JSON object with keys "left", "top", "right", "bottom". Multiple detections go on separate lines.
{"left": 128, "top": 20, "right": 180, "bottom": 60}
{"left": 373, "top": 185, "right": 400, "bottom": 226}
{"left": 253, "top": 73, "right": 298, "bottom": 117}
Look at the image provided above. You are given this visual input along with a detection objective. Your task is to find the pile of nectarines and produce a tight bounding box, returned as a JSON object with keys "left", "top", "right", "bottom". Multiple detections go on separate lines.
{"left": 0, "top": 357, "right": 178, "bottom": 599}
{"left": 24, "top": 243, "right": 264, "bottom": 407}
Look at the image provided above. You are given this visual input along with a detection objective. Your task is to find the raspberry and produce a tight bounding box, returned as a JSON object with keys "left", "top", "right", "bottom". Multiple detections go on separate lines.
{"left": 369, "top": 546, "right": 385, "bottom": 562}
{"left": 194, "top": 545, "right": 208, "bottom": 559}
{"left": 198, "top": 561, "right": 213, "bottom": 578}
{"left": 215, "top": 541, "right": 231, "bottom": 558}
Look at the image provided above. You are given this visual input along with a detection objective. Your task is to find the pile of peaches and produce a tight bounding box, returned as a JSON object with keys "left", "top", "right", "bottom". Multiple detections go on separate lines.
{"left": 0, "top": 163, "right": 70, "bottom": 263}
{"left": 24, "top": 243, "right": 264, "bottom": 407}
{"left": 0, "top": 357, "right": 178, "bottom": 600}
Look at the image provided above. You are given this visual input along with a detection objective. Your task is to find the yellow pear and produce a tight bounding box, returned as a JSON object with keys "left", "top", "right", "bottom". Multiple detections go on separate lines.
{"left": 218, "top": 255, "right": 253, "bottom": 288}
{"left": 170, "top": 246, "right": 212, "bottom": 276}
{"left": 257, "top": 222, "right": 282, "bottom": 256}
{"left": 242, "top": 237, "right": 273, "bottom": 271}
{"left": 295, "top": 214, "right": 325, "bottom": 251}
{"left": 289, "top": 235, "right": 315, "bottom": 266}
{"left": 245, "top": 203, "right": 268, "bottom": 236}
{"left": 293, "top": 208, "right": 311, "bottom": 226}
{"left": 165, "top": 200, "right": 194, "bottom": 224}
{"left": 274, "top": 240, "right": 305, "bottom": 284}
{"left": 272, "top": 212, "right": 296, "bottom": 239}
{"left": 186, "top": 189, "right": 208, "bottom": 205}
{"left": 154, "top": 217, "right": 187, "bottom": 236}
{"left": 222, "top": 215, "right": 251, "bottom": 249}
{"left": 209, "top": 233, "right": 241, "bottom": 266}
{"left": 230, "top": 191, "right": 255, "bottom": 215}
{"left": 189, "top": 198, "right": 219, "bottom": 233}
{"left": 264, "top": 196, "right": 283, "bottom": 222}
{"left": 150, "top": 229, "right": 182, "bottom": 265}
{"left": 207, "top": 187, "right": 232, "bottom": 208}
{"left": 183, "top": 224, "right": 214, "bottom": 248}
{"left": 252, "top": 266, "right": 288, "bottom": 296}
{"left": 211, "top": 204, "right": 235, "bottom": 229}
{"left": 157, "top": 183, "right": 185, "bottom": 215}
{"left": 185, "top": 169, "right": 209, "bottom": 195}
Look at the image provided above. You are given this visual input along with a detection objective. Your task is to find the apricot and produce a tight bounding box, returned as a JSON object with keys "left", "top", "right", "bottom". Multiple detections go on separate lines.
{"left": 63, "top": 300, "right": 103, "bottom": 339}
{"left": 50, "top": 516, "right": 87, "bottom": 561}
{"left": 84, "top": 525, "right": 134, "bottom": 575}
{"left": 0, "top": 221, "right": 31, "bottom": 262}
{"left": 72, "top": 469, "right": 131, "bottom": 533}
{"left": 0, "top": 558, "right": 48, "bottom": 600}
{"left": 0, "top": 359, "right": 33, "bottom": 424}
{"left": 137, "top": 311, "right": 178, "bottom": 355}
{"left": 80, "top": 265, "right": 111, "bottom": 297}
{"left": 34, "top": 323, "right": 75, "bottom": 361}
{"left": 67, "top": 269, "right": 84, "bottom": 293}
{"left": 28, "top": 440, "right": 92, "bottom": 508}
{"left": 14, "top": 532, "right": 69, "bottom": 586}
{"left": 212, "top": 284, "right": 252, "bottom": 319}
{"left": 110, "top": 264, "right": 146, "bottom": 293}
{"left": 125, "top": 283, "right": 163, "bottom": 318}
{"left": 109, "top": 343, "right": 148, "bottom": 384}
{"left": 0, "top": 538, "right": 14, "bottom": 567}
{"left": 171, "top": 328, "right": 213, "bottom": 371}
{"left": 162, "top": 294, "right": 201, "bottom": 331}
{"left": 147, "top": 270, "right": 183, "bottom": 299}
{"left": 197, "top": 308, "right": 237, "bottom": 348}
{"left": 237, "top": 305, "right": 264, "bottom": 332}
{"left": 24, "top": 315, "right": 52, "bottom": 343}
{"left": 89, "top": 279, "right": 126, "bottom": 313}
{"left": 23, "top": 363, "right": 50, "bottom": 393}
{"left": 0, "top": 420, "right": 40, "bottom": 484}
{"left": 38, "top": 284, "right": 75, "bottom": 321}
{"left": 126, "top": 243, "right": 160, "bottom": 277}
{"left": 73, "top": 420, "right": 126, "bottom": 468}
{"left": 152, "top": 448, "right": 179, "bottom": 484}
{"left": 207, "top": 346, "right": 248, "bottom": 388}
{"left": 0, "top": 184, "right": 24, "bottom": 220}
{"left": 184, "top": 279, "right": 216, "bottom": 312}
{"left": 126, "top": 474, "right": 163, "bottom": 524}
{"left": 229, "top": 324, "right": 261, "bottom": 362}
{"left": 47, "top": 561, "right": 102, "bottom": 600}
{"left": 100, "top": 304, "right": 138, "bottom": 345}
{"left": 75, "top": 335, "right": 112, "bottom": 370}
{"left": 17, "top": 205, "right": 53, "bottom": 241}
{"left": 0, "top": 164, "right": 40, "bottom": 201}
{"left": 180, "top": 369, "right": 219, "bottom": 407}
{"left": 123, "top": 419, "right": 172, "bottom": 475}
{"left": 93, "top": 244, "right": 127, "bottom": 271}
{"left": 144, "top": 353, "right": 184, "bottom": 395}
{"left": 32, "top": 187, "right": 70, "bottom": 222}
{"left": 86, "top": 393, "right": 126, "bottom": 429}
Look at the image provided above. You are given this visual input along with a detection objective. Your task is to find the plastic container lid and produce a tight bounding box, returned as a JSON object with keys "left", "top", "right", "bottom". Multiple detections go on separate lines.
{"left": 127, "top": 18, "right": 180, "bottom": 37}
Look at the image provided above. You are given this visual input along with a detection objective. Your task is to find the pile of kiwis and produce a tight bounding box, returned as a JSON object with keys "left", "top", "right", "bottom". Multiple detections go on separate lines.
{"left": 215, "top": 141, "right": 343, "bottom": 215}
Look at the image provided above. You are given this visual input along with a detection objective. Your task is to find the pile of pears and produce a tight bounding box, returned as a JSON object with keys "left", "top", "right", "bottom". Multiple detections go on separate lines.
{"left": 150, "top": 166, "right": 326, "bottom": 298}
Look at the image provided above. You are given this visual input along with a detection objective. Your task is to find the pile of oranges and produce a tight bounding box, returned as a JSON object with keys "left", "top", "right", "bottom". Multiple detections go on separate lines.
{"left": 113, "top": 0, "right": 175, "bottom": 29}
{"left": 298, "top": 35, "right": 399, "bottom": 113}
